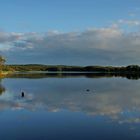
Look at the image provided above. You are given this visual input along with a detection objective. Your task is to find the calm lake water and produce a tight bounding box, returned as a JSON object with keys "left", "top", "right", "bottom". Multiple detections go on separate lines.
{"left": 0, "top": 73, "right": 140, "bottom": 140}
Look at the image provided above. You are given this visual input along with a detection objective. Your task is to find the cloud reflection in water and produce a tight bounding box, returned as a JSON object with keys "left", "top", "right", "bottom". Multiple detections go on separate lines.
{"left": 0, "top": 76, "right": 140, "bottom": 124}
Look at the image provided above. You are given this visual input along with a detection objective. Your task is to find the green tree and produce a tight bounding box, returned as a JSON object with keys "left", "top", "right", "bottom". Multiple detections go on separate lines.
{"left": 126, "top": 65, "right": 140, "bottom": 72}
{"left": 0, "top": 56, "right": 6, "bottom": 72}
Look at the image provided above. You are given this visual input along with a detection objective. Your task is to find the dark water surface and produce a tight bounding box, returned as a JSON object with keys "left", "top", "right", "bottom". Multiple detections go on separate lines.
{"left": 0, "top": 74, "right": 140, "bottom": 140}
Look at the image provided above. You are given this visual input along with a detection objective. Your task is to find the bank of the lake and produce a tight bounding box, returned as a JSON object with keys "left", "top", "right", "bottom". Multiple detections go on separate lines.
{"left": 1, "top": 64, "right": 140, "bottom": 79}
{"left": 2, "top": 64, "right": 140, "bottom": 73}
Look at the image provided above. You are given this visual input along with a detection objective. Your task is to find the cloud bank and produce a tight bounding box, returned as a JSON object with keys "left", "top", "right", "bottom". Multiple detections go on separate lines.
{"left": 0, "top": 26, "right": 140, "bottom": 65}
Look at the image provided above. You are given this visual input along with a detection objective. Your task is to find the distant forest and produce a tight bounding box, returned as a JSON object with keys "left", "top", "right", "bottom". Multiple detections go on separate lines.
{"left": 2, "top": 64, "right": 140, "bottom": 73}
{"left": 0, "top": 55, "right": 140, "bottom": 73}
{"left": 1, "top": 55, "right": 140, "bottom": 80}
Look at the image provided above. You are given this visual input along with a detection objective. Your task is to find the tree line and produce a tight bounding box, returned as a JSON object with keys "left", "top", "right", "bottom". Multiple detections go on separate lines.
{"left": 0, "top": 55, "right": 140, "bottom": 73}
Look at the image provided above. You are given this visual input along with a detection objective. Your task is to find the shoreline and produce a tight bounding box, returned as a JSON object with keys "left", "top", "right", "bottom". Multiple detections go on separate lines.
{"left": 0, "top": 64, "right": 140, "bottom": 79}
{"left": 1, "top": 70, "right": 140, "bottom": 80}
{"left": 3, "top": 64, "right": 140, "bottom": 72}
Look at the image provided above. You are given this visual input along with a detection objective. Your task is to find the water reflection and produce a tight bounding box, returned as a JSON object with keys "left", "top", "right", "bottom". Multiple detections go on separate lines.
{"left": 0, "top": 74, "right": 140, "bottom": 139}
{"left": 0, "top": 84, "right": 5, "bottom": 95}
{"left": 0, "top": 74, "right": 140, "bottom": 124}
{"left": 5, "top": 72, "right": 140, "bottom": 80}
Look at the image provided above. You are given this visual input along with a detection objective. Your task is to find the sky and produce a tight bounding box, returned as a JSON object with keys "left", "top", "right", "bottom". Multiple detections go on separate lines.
{"left": 0, "top": 0, "right": 140, "bottom": 65}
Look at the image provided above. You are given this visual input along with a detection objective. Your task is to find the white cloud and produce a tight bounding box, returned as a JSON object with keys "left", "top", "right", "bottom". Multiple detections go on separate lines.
{"left": 0, "top": 32, "right": 23, "bottom": 43}
{"left": 118, "top": 19, "right": 140, "bottom": 26}
{"left": 0, "top": 27, "right": 140, "bottom": 65}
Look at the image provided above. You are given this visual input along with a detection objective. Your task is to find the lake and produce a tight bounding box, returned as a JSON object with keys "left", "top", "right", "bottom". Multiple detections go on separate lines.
{"left": 0, "top": 73, "right": 140, "bottom": 140}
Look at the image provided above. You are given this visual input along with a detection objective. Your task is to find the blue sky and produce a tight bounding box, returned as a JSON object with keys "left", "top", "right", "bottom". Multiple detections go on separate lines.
{"left": 0, "top": 0, "right": 139, "bottom": 32}
{"left": 0, "top": 0, "right": 140, "bottom": 65}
